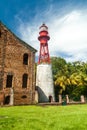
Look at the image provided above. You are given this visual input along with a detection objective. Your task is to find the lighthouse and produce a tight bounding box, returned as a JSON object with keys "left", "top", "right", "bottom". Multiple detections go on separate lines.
{"left": 36, "top": 24, "right": 55, "bottom": 102}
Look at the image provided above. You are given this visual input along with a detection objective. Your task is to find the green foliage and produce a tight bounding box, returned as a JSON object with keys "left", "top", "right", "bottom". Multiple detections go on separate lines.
{"left": 51, "top": 57, "right": 66, "bottom": 76}
{"left": 51, "top": 56, "right": 87, "bottom": 100}
{"left": 0, "top": 105, "right": 87, "bottom": 130}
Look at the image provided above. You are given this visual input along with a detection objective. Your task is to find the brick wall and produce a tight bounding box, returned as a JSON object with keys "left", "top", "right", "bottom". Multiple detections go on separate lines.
{"left": 0, "top": 22, "right": 36, "bottom": 105}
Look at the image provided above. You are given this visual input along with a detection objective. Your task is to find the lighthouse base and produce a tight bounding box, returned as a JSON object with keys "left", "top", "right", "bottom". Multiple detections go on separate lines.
{"left": 36, "top": 64, "right": 55, "bottom": 103}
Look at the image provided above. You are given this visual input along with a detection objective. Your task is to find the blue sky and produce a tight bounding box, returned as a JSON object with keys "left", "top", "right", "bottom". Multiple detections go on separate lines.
{"left": 1, "top": 0, "right": 87, "bottom": 62}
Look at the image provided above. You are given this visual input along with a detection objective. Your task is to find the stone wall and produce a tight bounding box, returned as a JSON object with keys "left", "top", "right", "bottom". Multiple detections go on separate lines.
{"left": 0, "top": 22, "right": 36, "bottom": 105}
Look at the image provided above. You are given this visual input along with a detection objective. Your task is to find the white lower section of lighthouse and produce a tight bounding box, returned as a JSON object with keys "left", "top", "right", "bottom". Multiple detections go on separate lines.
{"left": 36, "top": 64, "right": 55, "bottom": 102}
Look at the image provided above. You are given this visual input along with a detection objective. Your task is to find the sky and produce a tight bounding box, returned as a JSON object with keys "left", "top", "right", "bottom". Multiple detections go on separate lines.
{"left": 1, "top": 0, "right": 87, "bottom": 62}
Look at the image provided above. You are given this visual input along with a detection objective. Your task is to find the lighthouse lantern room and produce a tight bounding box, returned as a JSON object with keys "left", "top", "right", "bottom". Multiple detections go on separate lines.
{"left": 38, "top": 24, "right": 50, "bottom": 64}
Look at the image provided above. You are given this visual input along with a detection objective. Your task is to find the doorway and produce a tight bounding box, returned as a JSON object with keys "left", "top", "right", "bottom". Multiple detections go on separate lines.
{"left": 4, "top": 96, "right": 10, "bottom": 105}
{"left": 49, "top": 95, "right": 53, "bottom": 102}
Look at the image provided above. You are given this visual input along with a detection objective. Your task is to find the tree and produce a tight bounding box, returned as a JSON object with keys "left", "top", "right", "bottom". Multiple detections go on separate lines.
{"left": 51, "top": 57, "right": 66, "bottom": 76}
{"left": 51, "top": 57, "right": 87, "bottom": 101}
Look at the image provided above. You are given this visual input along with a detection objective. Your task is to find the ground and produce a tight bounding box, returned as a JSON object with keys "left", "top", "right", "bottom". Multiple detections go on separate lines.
{"left": 0, "top": 104, "right": 87, "bottom": 130}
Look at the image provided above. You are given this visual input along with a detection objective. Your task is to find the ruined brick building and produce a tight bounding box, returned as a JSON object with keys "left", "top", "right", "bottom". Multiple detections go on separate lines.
{"left": 0, "top": 21, "right": 37, "bottom": 105}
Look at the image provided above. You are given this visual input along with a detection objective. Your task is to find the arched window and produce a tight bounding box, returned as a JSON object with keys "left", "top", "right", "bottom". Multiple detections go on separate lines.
{"left": 6, "top": 75, "right": 13, "bottom": 88}
{"left": 23, "top": 53, "right": 28, "bottom": 65}
{"left": 22, "top": 74, "right": 28, "bottom": 88}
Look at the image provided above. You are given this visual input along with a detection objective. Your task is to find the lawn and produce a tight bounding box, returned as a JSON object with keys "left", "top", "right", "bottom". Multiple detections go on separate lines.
{"left": 0, "top": 104, "right": 87, "bottom": 130}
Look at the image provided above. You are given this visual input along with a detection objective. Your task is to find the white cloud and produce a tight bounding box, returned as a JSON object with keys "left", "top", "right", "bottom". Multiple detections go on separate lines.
{"left": 16, "top": 9, "right": 87, "bottom": 62}
{"left": 48, "top": 10, "right": 87, "bottom": 62}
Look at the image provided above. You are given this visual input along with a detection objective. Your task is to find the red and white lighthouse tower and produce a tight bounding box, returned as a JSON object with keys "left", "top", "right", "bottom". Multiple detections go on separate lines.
{"left": 36, "top": 24, "right": 55, "bottom": 103}
{"left": 38, "top": 24, "right": 50, "bottom": 64}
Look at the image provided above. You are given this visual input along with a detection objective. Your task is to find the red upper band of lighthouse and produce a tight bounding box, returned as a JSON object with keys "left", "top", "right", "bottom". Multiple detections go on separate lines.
{"left": 38, "top": 23, "right": 50, "bottom": 64}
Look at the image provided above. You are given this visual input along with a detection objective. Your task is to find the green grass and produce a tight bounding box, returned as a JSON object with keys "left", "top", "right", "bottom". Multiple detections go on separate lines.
{"left": 0, "top": 104, "right": 87, "bottom": 130}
